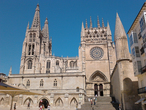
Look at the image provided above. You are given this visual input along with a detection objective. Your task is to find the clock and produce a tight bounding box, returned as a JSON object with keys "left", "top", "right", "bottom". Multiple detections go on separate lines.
{"left": 90, "top": 47, "right": 104, "bottom": 60}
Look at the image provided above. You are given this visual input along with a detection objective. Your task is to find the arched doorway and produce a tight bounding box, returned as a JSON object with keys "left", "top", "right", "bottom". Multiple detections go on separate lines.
{"left": 88, "top": 70, "right": 108, "bottom": 97}
{"left": 94, "top": 84, "right": 98, "bottom": 96}
{"left": 39, "top": 99, "right": 49, "bottom": 108}
{"left": 99, "top": 84, "right": 103, "bottom": 96}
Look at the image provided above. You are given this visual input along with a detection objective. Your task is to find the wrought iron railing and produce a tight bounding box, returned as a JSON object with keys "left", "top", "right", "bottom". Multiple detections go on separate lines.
{"left": 140, "top": 46, "right": 144, "bottom": 55}
{"left": 140, "top": 65, "right": 146, "bottom": 74}
{"left": 138, "top": 87, "right": 146, "bottom": 94}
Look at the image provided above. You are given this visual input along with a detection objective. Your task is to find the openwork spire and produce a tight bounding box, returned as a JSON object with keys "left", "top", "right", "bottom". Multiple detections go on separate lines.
{"left": 97, "top": 16, "right": 100, "bottom": 28}
{"left": 114, "top": 13, "right": 127, "bottom": 41}
{"left": 90, "top": 16, "right": 92, "bottom": 28}
{"left": 31, "top": 4, "right": 41, "bottom": 30}
{"left": 102, "top": 18, "right": 104, "bottom": 27}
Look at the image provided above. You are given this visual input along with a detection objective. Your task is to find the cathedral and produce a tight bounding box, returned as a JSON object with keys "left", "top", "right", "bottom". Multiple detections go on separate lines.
{"left": 0, "top": 4, "right": 140, "bottom": 110}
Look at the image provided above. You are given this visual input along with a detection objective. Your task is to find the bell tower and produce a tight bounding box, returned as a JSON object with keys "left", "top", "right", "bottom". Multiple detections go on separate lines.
{"left": 19, "top": 4, "right": 52, "bottom": 74}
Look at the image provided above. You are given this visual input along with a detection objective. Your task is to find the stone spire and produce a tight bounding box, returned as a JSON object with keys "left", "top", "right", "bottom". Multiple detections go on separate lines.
{"left": 86, "top": 19, "right": 88, "bottom": 29}
{"left": 8, "top": 67, "right": 12, "bottom": 76}
{"left": 90, "top": 16, "right": 92, "bottom": 28}
{"left": 81, "top": 22, "right": 85, "bottom": 37}
{"left": 97, "top": 16, "right": 100, "bottom": 28}
{"left": 31, "top": 4, "right": 41, "bottom": 30}
{"left": 102, "top": 18, "right": 104, "bottom": 27}
{"left": 114, "top": 13, "right": 127, "bottom": 41}
{"left": 107, "top": 22, "right": 111, "bottom": 36}
{"left": 114, "top": 13, "right": 130, "bottom": 60}
{"left": 42, "top": 18, "right": 49, "bottom": 38}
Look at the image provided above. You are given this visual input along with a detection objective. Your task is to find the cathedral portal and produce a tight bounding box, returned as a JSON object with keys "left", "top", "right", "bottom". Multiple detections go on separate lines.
{"left": 39, "top": 99, "right": 49, "bottom": 108}
{"left": 86, "top": 71, "right": 109, "bottom": 97}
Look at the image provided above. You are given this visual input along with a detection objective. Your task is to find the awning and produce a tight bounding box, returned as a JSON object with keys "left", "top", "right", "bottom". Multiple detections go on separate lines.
{"left": 0, "top": 82, "right": 44, "bottom": 110}
{"left": 135, "top": 98, "right": 145, "bottom": 104}
{"left": 143, "top": 100, "right": 146, "bottom": 104}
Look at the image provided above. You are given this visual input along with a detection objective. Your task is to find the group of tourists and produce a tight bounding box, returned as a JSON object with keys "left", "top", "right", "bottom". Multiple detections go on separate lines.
{"left": 39, "top": 104, "right": 50, "bottom": 110}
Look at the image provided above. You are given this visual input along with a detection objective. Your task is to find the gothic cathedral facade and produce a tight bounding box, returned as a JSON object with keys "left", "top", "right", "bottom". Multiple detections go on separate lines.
{"left": 2, "top": 4, "right": 135, "bottom": 109}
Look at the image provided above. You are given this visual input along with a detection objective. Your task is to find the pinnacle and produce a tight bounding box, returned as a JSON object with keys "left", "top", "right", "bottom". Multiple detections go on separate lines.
{"left": 36, "top": 4, "right": 40, "bottom": 11}
{"left": 90, "top": 16, "right": 92, "bottom": 28}
{"left": 102, "top": 18, "right": 104, "bottom": 27}
{"left": 86, "top": 19, "right": 88, "bottom": 29}
{"left": 107, "top": 22, "right": 111, "bottom": 36}
{"left": 45, "top": 17, "right": 48, "bottom": 24}
{"left": 97, "top": 16, "right": 100, "bottom": 28}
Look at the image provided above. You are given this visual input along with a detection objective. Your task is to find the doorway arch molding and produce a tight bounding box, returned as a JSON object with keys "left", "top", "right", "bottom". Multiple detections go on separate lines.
{"left": 89, "top": 70, "right": 108, "bottom": 82}
{"left": 37, "top": 97, "right": 50, "bottom": 104}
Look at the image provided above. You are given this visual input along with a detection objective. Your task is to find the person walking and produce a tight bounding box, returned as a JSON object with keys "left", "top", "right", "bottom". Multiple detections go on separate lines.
{"left": 27, "top": 101, "right": 30, "bottom": 109}
{"left": 42, "top": 104, "right": 45, "bottom": 110}
{"left": 94, "top": 99, "right": 96, "bottom": 105}
{"left": 90, "top": 99, "right": 93, "bottom": 107}
{"left": 39, "top": 105, "right": 42, "bottom": 110}
{"left": 47, "top": 104, "right": 50, "bottom": 110}
{"left": 76, "top": 104, "right": 78, "bottom": 110}
{"left": 14, "top": 103, "right": 16, "bottom": 110}
{"left": 119, "top": 104, "right": 121, "bottom": 110}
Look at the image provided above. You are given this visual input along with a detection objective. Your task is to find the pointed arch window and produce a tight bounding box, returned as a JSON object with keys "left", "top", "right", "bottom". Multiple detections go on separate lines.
{"left": 28, "top": 60, "right": 32, "bottom": 69}
{"left": 65, "top": 61, "right": 68, "bottom": 67}
{"left": 74, "top": 61, "right": 77, "bottom": 67}
{"left": 54, "top": 79, "right": 57, "bottom": 86}
{"left": 28, "top": 44, "right": 35, "bottom": 55}
{"left": 32, "top": 44, "right": 34, "bottom": 55}
{"left": 70, "top": 61, "right": 74, "bottom": 68}
{"left": 28, "top": 44, "right": 31, "bottom": 55}
{"left": 56, "top": 60, "right": 59, "bottom": 66}
{"left": 46, "top": 60, "right": 51, "bottom": 69}
{"left": 29, "top": 33, "right": 32, "bottom": 42}
{"left": 46, "top": 60, "right": 51, "bottom": 73}
{"left": 26, "top": 80, "right": 30, "bottom": 87}
{"left": 76, "top": 87, "right": 79, "bottom": 92}
{"left": 40, "top": 79, "right": 44, "bottom": 87}
{"left": 44, "top": 44, "right": 46, "bottom": 52}
{"left": 33, "top": 33, "right": 36, "bottom": 42}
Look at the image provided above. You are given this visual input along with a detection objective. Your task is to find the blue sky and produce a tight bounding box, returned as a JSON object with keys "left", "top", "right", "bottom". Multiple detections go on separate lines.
{"left": 0, "top": 0, "right": 145, "bottom": 75}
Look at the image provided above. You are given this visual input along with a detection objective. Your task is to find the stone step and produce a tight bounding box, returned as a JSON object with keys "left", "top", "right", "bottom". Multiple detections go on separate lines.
{"left": 79, "top": 97, "right": 119, "bottom": 110}
{"left": 96, "top": 96, "right": 112, "bottom": 102}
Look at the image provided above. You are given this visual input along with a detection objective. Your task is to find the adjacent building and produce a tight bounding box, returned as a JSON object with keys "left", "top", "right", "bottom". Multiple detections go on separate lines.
{"left": 128, "top": 2, "right": 146, "bottom": 110}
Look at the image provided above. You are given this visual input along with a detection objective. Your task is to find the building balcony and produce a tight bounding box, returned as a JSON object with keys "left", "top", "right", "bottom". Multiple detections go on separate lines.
{"left": 138, "top": 32, "right": 142, "bottom": 39}
{"left": 140, "top": 46, "right": 144, "bottom": 55}
{"left": 140, "top": 65, "right": 146, "bottom": 74}
{"left": 138, "top": 87, "right": 146, "bottom": 94}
